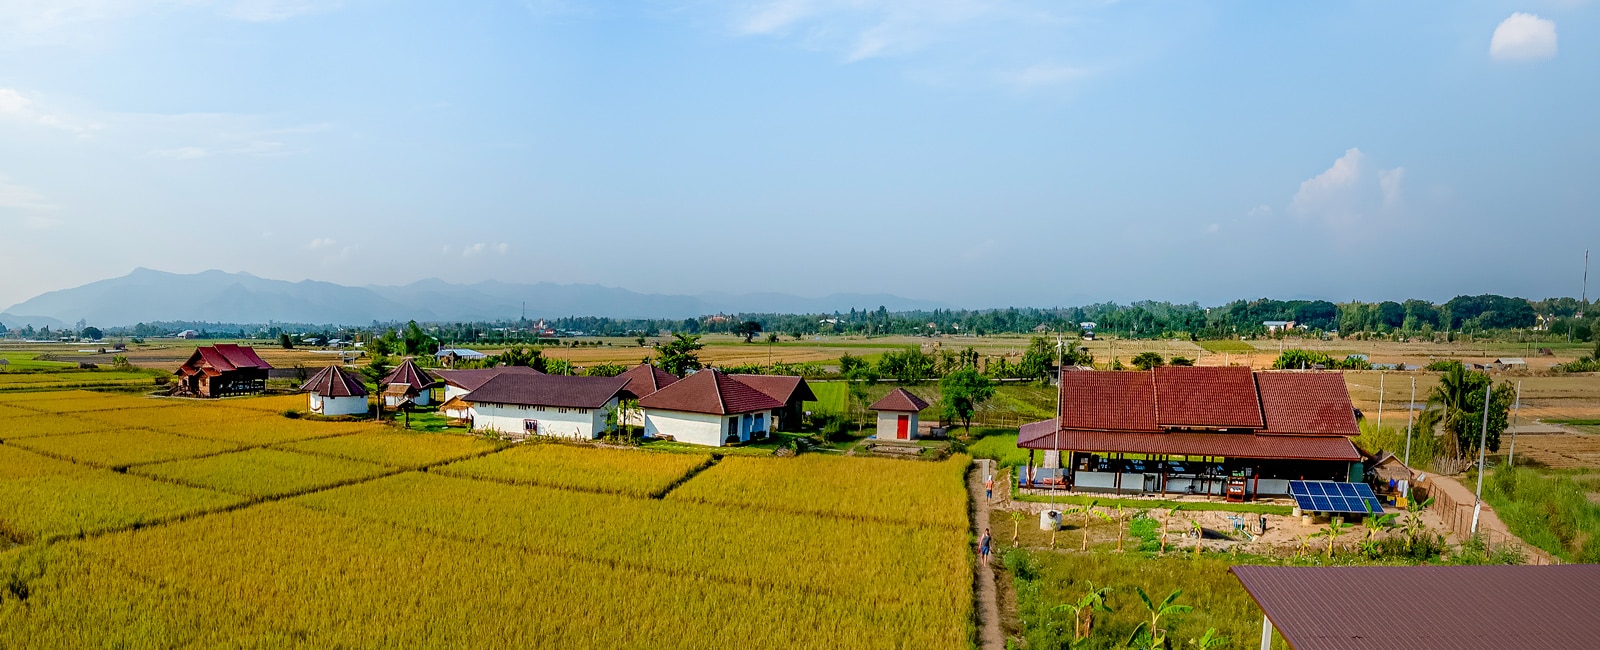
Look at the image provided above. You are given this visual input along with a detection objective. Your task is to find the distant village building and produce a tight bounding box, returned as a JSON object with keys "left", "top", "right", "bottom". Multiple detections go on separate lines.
{"left": 173, "top": 344, "right": 272, "bottom": 398}
{"left": 871, "top": 388, "right": 930, "bottom": 441}
{"left": 435, "top": 348, "right": 488, "bottom": 368}
{"left": 638, "top": 370, "right": 783, "bottom": 447}
{"left": 1263, "top": 320, "right": 1295, "bottom": 333}
{"left": 379, "top": 358, "right": 440, "bottom": 408}
{"left": 1492, "top": 358, "right": 1528, "bottom": 371}
{"left": 300, "top": 365, "right": 369, "bottom": 416}
{"left": 465, "top": 374, "right": 633, "bottom": 440}
{"left": 732, "top": 374, "right": 817, "bottom": 431}
{"left": 176, "top": 330, "right": 199, "bottom": 340}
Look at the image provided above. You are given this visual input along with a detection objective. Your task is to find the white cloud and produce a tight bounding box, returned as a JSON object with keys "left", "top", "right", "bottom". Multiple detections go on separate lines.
{"left": 1247, "top": 204, "right": 1274, "bottom": 217}
{"left": 1491, "top": 13, "right": 1557, "bottom": 62}
{"left": 0, "top": 87, "right": 105, "bottom": 137}
{"left": 0, "top": 0, "right": 338, "bottom": 44}
{"left": 308, "top": 237, "right": 336, "bottom": 249}
{"left": 1290, "top": 148, "right": 1406, "bottom": 232}
{"left": 1005, "top": 63, "right": 1094, "bottom": 89}
{"left": 496, "top": 243, "right": 511, "bottom": 255}
{"left": 462, "top": 242, "right": 511, "bottom": 257}
{"left": 149, "top": 146, "right": 209, "bottom": 160}
{"left": 0, "top": 175, "right": 62, "bottom": 229}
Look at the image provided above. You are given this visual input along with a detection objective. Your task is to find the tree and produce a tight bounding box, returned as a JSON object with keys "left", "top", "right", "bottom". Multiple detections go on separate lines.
{"left": 1417, "top": 364, "right": 1514, "bottom": 460}
{"left": 497, "top": 345, "right": 544, "bottom": 371}
{"left": 655, "top": 333, "right": 704, "bottom": 376}
{"left": 279, "top": 333, "right": 294, "bottom": 350}
{"left": 1018, "top": 337, "right": 1054, "bottom": 381}
{"left": 80, "top": 326, "right": 102, "bottom": 341}
{"left": 1125, "top": 588, "right": 1192, "bottom": 650}
{"left": 878, "top": 348, "right": 936, "bottom": 384}
{"left": 1273, "top": 349, "right": 1333, "bottom": 369}
{"left": 733, "top": 321, "right": 762, "bottom": 343}
{"left": 938, "top": 368, "right": 994, "bottom": 432}
{"left": 1131, "top": 352, "right": 1165, "bottom": 371}
{"left": 838, "top": 353, "right": 868, "bottom": 375}
{"left": 1168, "top": 356, "right": 1194, "bottom": 366}
{"left": 402, "top": 320, "right": 433, "bottom": 356}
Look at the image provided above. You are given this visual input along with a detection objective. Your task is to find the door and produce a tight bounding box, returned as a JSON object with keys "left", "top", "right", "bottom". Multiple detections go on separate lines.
{"left": 896, "top": 414, "right": 910, "bottom": 439}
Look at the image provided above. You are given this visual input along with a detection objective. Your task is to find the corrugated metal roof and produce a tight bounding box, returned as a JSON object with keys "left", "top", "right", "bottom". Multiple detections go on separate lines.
{"left": 1257, "top": 372, "right": 1359, "bottom": 435}
{"left": 1016, "top": 429, "right": 1360, "bottom": 461}
{"left": 733, "top": 374, "right": 817, "bottom": 405}
{"left": 1233, "top": 565, "right": 1600, "bottom": 650}
{"left": 1154, "top": 366, "right": 1264, "bottom": 428}
{"left": 869, "top": 387, "right": 929, "bottom": 412}
{"left": 465, "top": 374, "right": 630, "bottom": 409}
{"left": 637, "top": 369, "right": 783, "bottom": 415}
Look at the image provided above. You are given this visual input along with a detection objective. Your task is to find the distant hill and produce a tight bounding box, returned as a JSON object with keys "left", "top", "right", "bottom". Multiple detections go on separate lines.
{"left": 1, "top": 268, "right": 949, "bottom": 327}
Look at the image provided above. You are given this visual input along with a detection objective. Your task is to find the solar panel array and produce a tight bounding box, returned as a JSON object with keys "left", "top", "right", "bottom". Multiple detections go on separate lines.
{"left": 1288, "top": 480, "right": 1384, "bottom": 515}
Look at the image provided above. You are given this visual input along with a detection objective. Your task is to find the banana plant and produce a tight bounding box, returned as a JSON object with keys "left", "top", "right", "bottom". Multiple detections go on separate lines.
{"left": 1158, "top": 507, "right": 1180, "bottom": 556}
{"left": 1009, "top": 510, "right": 1025, "bottom": 548}
{"left": 1188, "top": 627, "right": 1229, "bottom": 649}
{"left": 1080, "top": 500, "right": 1099, "bottom": 551}
{"left": 1051, "top": 581, "right": 1112, "bottom": 643}
{"left": 1403, "top": 496, "right": 1435, "bottom": 551}
{"left": 1189, "top": 520, "right": 1204, "bottom": 558}
{"left": 1357, "top": 500, "right": 1399, "bottom": 558}
{"left": 1317, "top": 517, "right": 1348, "bottom": 559}
{"left": 1125, "top": 587, "right": 1192, "bottom": 650}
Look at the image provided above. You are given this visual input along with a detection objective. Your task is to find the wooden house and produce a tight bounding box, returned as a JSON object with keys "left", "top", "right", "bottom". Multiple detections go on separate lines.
{"left": 173, "top": 344, "right": 272, "bottom": 398}
{"left": 300, "top": 364, "right": 369, "bottom": 416}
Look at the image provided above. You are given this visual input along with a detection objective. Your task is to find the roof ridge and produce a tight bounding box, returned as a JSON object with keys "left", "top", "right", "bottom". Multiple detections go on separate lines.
{"left": 712, "top": 370, "right": 727, "bottom": 414}
{"left": 1148, "top": 370, "right": 1160, "bottom": 426}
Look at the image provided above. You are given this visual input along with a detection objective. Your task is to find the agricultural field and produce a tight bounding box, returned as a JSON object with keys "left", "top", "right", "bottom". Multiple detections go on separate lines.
{"left": 0, "top": 389, "right": 975, "bottom": 648}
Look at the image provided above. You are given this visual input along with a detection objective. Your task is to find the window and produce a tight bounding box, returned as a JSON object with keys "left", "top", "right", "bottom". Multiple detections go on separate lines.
{"left": 524, "top": 420, "right": 539, "bottom": 433}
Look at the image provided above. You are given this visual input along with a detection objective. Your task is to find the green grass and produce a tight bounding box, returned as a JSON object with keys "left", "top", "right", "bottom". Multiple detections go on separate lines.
{"left": 130, "top": 448, "right": 391, "bottom": 499}
{"left": 390, "top": 410, "right": 465, "bottom": 433}
{"left": 1478, "top": 466, "right": 1600, "bottom": 562}
{"left": 0, "top": 352, "right": 75, "bottom": 371}
{"left": 967, "top": 431, "right": 1029, "bottom": 468}
{"left": 8, "top": 429, "right": 241, "bottom": 469}
{"left": 1197, "top": 340, "right": 1257, "bottom": 353}
{"left": 434, "top": 443, "right": 712, "bottom": 498}
{"left": 278, "top": 430, "right": 501, "bottom": 469}
{"left": 0, "top": 444, "right": 244, "bottom": 543}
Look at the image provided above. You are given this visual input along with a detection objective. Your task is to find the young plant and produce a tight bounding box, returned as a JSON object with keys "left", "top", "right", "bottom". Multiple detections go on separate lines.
{"left": 1319, "top": 517, "right": 1348, "bottom": 559}
{"left": 1403, "top": 496, "right": 1435, "bottom": 551}
{"left": 1357, "top": 501, "right": 1399, "bottom": 558}
{"left": 1050, "top": 581, "right": 1112, "bottom": 643}
{"left": 1009, "top": 509, "right": 1025, "bottom": 548}
{"left": 1159, "top": 507, "right": 1180, "bottom": 556}
{"left": 1189, "top": 627, "right": 1229, "bottom": 649}
{"left": 1189, "top": 519, "right": 1204, "bottom": 558}
{"left": 1080, "top": 500, "right": 1099, "bottom": 551}
{"left": 1125, "top": 587, "right": 1193, "bottom": 650}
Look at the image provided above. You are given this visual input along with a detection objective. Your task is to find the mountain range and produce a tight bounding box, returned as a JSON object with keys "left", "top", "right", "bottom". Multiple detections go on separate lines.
{"left": 0, "top": 269, "right": 949, "bottom": 328}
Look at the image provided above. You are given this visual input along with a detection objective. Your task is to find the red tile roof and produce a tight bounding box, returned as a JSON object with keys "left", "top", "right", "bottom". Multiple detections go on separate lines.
{"left": 870, "top": 387, "right": 929, "bottom": 412}
{"left": 300, "top": 365, "right": 368, "bottom": 397}
{"left": 617, "top": 363, "right": 679, "bottom": 398}
{"left": 176, "top": 345, "right": 272, "bottom": 377}
{"left": 733, "top": 374, "right": 817, "bottom": 405}
{"left": 381, "top": 358, "right": 440, "bottom": 390}
{"left": 214, "top": 344, "right": 271, "bottom": 370}
{"left": 1153, "top": 366, "right": 1263, "bottom": 428}
{"left": 1232, "top": 565, "right": 1600, "bottom": 650}
{"left": 1256, "top": 372, "right": 1360, "bottom": 435}
{"left": 465, "top": 374, "right": 632, "bottom": 409}
{"left": 434, "top": 366, "right": 545, "bottom": 392}
{"left": 1016, "top": 428, "right": 1360, "bottom": 461}
{"left": 637, "top": 369, "right": 783, "bottom": 415}
{"left": 1059, "top": 371, "right": 1159, "bottom": 431}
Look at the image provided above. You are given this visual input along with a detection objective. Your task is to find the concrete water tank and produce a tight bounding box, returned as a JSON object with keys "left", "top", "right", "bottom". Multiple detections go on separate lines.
{"left": 1040, "top": 510, "right": 1062, "bottom": 531}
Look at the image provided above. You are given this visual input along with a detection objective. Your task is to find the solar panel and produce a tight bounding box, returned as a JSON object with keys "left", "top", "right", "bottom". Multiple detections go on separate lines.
{"left": 1288, "top": 480, "right": 1384, "bottom": 515}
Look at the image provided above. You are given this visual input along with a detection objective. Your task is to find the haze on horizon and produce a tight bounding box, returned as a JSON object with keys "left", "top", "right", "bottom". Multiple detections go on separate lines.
{"left": 1, "top": 1, "right": 1596, "bottom": 311}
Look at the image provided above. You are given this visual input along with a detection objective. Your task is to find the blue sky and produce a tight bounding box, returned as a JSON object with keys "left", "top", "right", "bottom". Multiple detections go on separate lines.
{"left": 1, "top": 1, "right": 1596, "bottom": 310}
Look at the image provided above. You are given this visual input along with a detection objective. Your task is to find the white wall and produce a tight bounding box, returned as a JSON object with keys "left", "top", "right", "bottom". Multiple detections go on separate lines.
{"left": 310, "top": 393, "right": 367, "bottom": 417}
{"left": 875, "top": 411, "right": 919, "bottom": 440}
{"left": 644, "top": 409, "right": 773, "bottom": 447}
{"left": 444, "top": 384, "right": 470, "bottom": 401}
{"left": 472, "top": 398, "right": 616, "bottom": 440}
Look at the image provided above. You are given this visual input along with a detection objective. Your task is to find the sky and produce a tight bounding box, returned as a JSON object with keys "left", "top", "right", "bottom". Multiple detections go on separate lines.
{"left": 1, "top": 0, "right": 1597, "bottom": 311}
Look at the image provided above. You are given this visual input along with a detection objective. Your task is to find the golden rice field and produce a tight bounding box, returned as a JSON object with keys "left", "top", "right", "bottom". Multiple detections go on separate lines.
{"left": 0, "top": 390, "right": 976, "bottom": 648}
{"left": 433, "top": 442, "right": 713, "bottom": 498}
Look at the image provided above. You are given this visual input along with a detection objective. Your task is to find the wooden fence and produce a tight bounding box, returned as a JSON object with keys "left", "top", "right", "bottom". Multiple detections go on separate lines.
{"left": 1415, "top": 473, "right": 1558, "bottom": 565}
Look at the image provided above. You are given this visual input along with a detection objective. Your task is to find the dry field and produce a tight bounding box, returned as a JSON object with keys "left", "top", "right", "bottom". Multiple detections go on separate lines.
{"left": 0, "top": 390, "right": 974, "bottom": 649}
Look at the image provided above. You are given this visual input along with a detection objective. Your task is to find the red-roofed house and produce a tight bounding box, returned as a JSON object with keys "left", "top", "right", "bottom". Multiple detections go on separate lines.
{"left": 380, "top": 358, "right": 440, "bottom": 407}
{"left": 173, "top": 344, "right": 272, "bottom": 398}
{"left": 637, "top": 369, "right": 784, "bottom": 446}
{"left": 300, "top": 364, "right": 369, "bottom": 416}
{"left": 871, "top": 388, "right": 930, "bottom": 441}
{"left": 1018, "top": 367, "right": 1363, "bottom": 498}
{"left": 465, "top": 374, "right": 634, "bottom": 440}
{"left": 731, "top": 374, "right": 816, "bottom": 431}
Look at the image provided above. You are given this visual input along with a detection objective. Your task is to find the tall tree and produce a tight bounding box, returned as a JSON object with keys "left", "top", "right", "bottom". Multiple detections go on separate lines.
{"left": 1417, "top": 364, "right": 1514, "bottom": 460}
{"left": 1131, "top": 352, "right": 1165, "bottom": 371}
{"left": 655, "top": 333, "right": 704, "bottom": 376}
{"left": 938, "top": 368, "right": 995, "bottom": 432}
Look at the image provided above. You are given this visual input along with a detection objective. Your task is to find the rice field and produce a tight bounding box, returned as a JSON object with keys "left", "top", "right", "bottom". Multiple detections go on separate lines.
{"left": 433, "top": 442, "right": 712, "bottom": 497}
{"left": 0, "top": 390, "right": 977, "bottom": 648}
{"left": 279, "top": 430, "right": 501, "bottom": 468}
{"left": 131, "top": 448, "right": 391, "bottom": 499}
{"left": 0, "top": 413, "right": 104, "bottom": 440}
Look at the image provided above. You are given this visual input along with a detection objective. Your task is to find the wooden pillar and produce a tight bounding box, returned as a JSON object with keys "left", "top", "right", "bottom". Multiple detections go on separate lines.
{"left": 1114, "top": 453, "right": 1122, "bottom": 496}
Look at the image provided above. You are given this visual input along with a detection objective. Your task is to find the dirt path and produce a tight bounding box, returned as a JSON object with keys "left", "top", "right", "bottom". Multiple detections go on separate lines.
{"left": 969, "top": 458, "right": 1005, "bottom": 650}
{"left": 1420, "top": 472, "right": 1559, "bottom": 564}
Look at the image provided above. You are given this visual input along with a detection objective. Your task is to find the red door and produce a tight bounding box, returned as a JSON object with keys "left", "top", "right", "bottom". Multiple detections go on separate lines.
{"left": 896, "top": 415, "right": 910, "bottom": 439}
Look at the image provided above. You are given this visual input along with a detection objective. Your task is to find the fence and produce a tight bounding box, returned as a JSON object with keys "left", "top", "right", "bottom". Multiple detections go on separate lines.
{"left": 1415, "top": 473, "right": 1558, "bottom": 565}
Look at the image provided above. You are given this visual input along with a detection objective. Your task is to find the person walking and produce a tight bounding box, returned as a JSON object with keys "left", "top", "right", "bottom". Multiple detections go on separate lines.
{"left": 984, "top": 474, "right": 994, "bottom": 501}
{"left": 980, "top": 527, "right": 992, "bottom": 567}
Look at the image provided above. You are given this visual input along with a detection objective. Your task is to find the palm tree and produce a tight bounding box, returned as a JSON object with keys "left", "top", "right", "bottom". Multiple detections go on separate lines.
{"left": 1417, "top": 364, "right": 1480, "bottom": 462}
{"left": 1125, "top": 587, "right": 1193, "bottom": 649}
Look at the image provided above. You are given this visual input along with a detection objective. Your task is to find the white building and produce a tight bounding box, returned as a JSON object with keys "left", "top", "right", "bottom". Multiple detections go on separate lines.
{"left": 637, "top": 369, "right": 783, "bottom": 447}
{"left": 465, "top": 373, "right": 633, "bottom": 441}
{"left": 300, "top": 364, "right": 369, "bottom": 417}
{"left": 379, "top": 358, "right": 439, "bottom": 407}
{"left": 871, "top": 387, "right": 930, "bottom": 441}
{"left": 435, "top": 365, "right": 546, "bottom": 402}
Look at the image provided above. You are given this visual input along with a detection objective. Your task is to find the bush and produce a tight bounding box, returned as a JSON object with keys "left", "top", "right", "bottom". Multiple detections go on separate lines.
{"left": 281, "top": 410, "right": 304, "bottom": 419}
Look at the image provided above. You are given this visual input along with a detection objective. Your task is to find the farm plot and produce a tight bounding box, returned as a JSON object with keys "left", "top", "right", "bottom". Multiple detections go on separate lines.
{"left": 131, "top": 448, "right": 390, "bottom": 499}
{"left": 668, "top": 453, "right": 972, "bottom": 528}
{"left": 279, "top": 430, "right": 499, "bottom": 469}
{"left": 434, "top": 443, "right": 711, "bottom": 498}
{"left": 8, "top": 391, "right": 170, "bottom": 413}
{"left": 0, "top": 413, "right": 105, "bottom": 441}
{"left": 8, "top": 428, "right": 240, "bottom": 469}
{"left": 225, "top": 393, "right": 321, "bottom": 414}
{"left": 88, "top": 406, "right": 376, "bottom": 446}
{"left": 0, "top": 445, "right": 243, "bottom": 543}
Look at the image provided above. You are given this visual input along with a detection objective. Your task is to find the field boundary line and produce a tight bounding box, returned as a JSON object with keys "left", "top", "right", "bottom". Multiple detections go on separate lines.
{"left": 650, "top": 453, "right": 721, "bottom": 499}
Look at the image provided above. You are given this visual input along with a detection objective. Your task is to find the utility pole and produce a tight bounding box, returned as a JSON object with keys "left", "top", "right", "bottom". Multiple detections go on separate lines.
{"left": 1471, "top": 381, "right": 1492, "bottom": 535}
{"left": 1404, "top": 377, "right": 1416, "bottom": 467}
{"left": 1508, "top": 381, "right": 1523, "bottom": 467}
{"left": 1376, "top": 372, "right": 1385, "bottom": 434}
